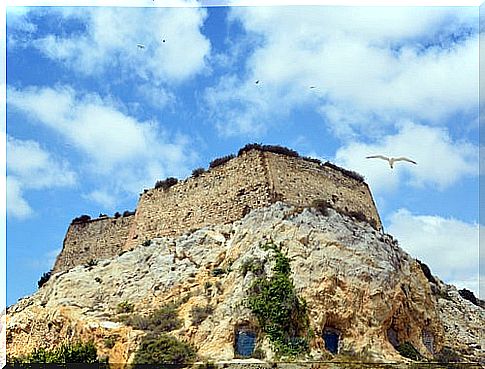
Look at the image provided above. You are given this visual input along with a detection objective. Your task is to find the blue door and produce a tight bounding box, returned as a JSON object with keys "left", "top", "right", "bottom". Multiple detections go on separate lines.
{"left": 324, "top": 331, "right": 339, "bottom": 354}
{"left": 236, "top": 331, "right": 256, "bottom": 357}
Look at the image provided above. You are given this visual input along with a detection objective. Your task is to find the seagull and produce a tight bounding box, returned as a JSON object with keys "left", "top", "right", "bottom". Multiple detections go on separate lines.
{"left": 366, "top": 155, "right": 417, "bottom": 169}
{"left": 137, "top": 44, "right": 145, "bottom": 49}
{"left": 162, "top": 38, "right": 166, "bottom": 43}
{"left": 255, "top": 80, "right": 260, "bottom": 84}
{"left": 309, "top": 86, "right": 316, "bottom": 89}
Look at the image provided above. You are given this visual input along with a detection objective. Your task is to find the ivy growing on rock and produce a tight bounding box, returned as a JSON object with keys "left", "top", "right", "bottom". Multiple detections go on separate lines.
{"left": 246, "top": 241, "right": 310, "bottom": 357}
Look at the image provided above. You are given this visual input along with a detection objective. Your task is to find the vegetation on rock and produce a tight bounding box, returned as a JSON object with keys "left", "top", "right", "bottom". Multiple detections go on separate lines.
{"left": 397, "top": 342, "right": 422, "bottom": 361}
{"left": 191, "top": 167, "right": 206, "bottom": 177}
{"left": 191, "top": 305, "right": 214, "bottom": 325}
{"left": 116, "top": 300, "right": 134, "bottom": 314}
{"left": 155, "top": 177, "right": 178, "bottom": 190}
{"left": 71, "top": 214, "right": 91, "bottom": 224}
{"left": 132, "top": 333, "right": 196, "bottom": 366}
{"left": 209, "top": 154, "right": 236, "bottom": 169}
{"left": 246, "top": 241, "right": 311, "bottom": 357}
{"left": 37, "top": 270, "right": 52, "bottom": 289}
{"left": 8, "top": 341, "right": 101, "bottom": 364}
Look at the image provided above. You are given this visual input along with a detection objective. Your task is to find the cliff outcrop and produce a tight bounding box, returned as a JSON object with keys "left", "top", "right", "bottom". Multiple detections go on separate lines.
{"left": 6, "top": 203, "right": 484, "bottom": 365}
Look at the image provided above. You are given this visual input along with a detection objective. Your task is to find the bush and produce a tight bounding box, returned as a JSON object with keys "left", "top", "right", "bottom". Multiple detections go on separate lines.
{"left": 323, "top": 161, "right": 365, "bottom": 182}
{"left": 86, "top": 259, "right": 97, "bottom": 267}
{"left": 246, "top": 241, "right": 310, "bottom": 357}
{"left": 240, "top": 258, "right": 265, "bottom": 277}
{"left": 191, "top": 167, "right": 206, "bottom": 177}
{"left": 416, "top": 259, "right": 437, "bottom": 285}
{"left": 38, "top": 270, "right": 52, "bottom": 289}
{"left": 123, "top": 210, "right": 135, "bottom": 217}
{"left": 142, "top": 239, "right": 152, "bottom": 247}
{"left": 132, "top": 333, "right": 196, "bottom": 366}
{"left": 9, "top": 340, "right": 100, "bottom": 363}
{"left": 121, "top": 303, "right": 181, "bottom": 333}
{"left": 237, "top": 143, "right": 300, "bottom": 158}
{"left": 99, "top": 213, "right": 108, "bottom": 218}
{"left": 71, "top": 214, "right": 91, "bottom": 224}
{"left": 114, "top": 212, "right": 121, "bottom": 219}
{"left": 155, "top": 177, "right": 178, "bottom": 190}
{"left": 116, "top": 300, "right": 134, "bottom": 314}
{"left": 104, "top": 337, "right": 116, "bottom": 349}
{"left": 458, "top": 288, "right": 479, "bottom": 306}
{"left": 302, "top": 156, "right": 322, "bottom": 165}
{"left": 397, "top": 342, "right": 422, "bottom": 361}
{"left": 191, "top": 305, "right": 214, "bottom": 325}
{"left": 211, "top": 268, "right": 225, "bottom": 277}
{"left": 209, "top": 154, "right": 235, "bottom": 169}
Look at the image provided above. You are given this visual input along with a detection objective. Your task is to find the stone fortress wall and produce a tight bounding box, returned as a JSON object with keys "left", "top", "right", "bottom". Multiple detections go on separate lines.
{"left": 53, "top": 146, "right": 382, "bottom": 273}
{"left": 53, "top": 215, "right": 134, "bottom": 273}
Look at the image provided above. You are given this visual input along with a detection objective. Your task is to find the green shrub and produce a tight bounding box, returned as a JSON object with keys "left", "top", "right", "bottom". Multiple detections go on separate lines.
{"left": 104, "top": 337, "right": 116, "bottom": 349}
{"left": 123, "top": 210, "right": 135, "bottom": 217}
{"left": 209, "top": 155, "right": 236, "bottom": 169}
{"left": 458, "top": 288, "right": 480, "bottom": 307}
{"left": 86, "top": 258, "right": 97, "bottom": 267}
{"left": 191, "top": 305, "right": 214, "bottom": 325}
{"left": 191, "top": 167, "right": 206, "bottom": 177}
{"left": 240, "top": 258, "right": 265, "bottom": 277}
{"left": 37, "top": 270, "right": 52, "bottom": 289}
{"left": 323, "top": 161, "right": 364, "bottom": 182}
{"left": 9, "top": 340, "right": 100, "bottom": 363}
{"left": 155, "top": 177, "right": 178, "bottom": 190}
{"left": 116, "top": 300, "right": 134, "bottom": 314}
{"left": 71, "top": 214, "right": 91, "bottom": 224}
{"left": 132, "top": 333, "right": 196, "bottom": 366}
{"left": 246, "top": 241, "right": 310, "bottom": 357}
{"left": 142, "top": 239, "right": 152, "bottom": 247}
{"left": 121, "top": 303, "right": 181, "bottom": 333}
{"left": 302, "top": 156, "right": 322, "bottom": 165}
{"left": 397, "top": 342, "right": 422, "bottom": 361}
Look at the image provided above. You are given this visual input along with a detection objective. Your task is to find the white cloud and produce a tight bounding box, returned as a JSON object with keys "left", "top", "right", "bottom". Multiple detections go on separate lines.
{"left": 6, "top": 136, "right": 76, "bottom": 220}
{"left": 31, "top": 7, "right": 211, "bottom": 84}
{"left": 334, "top": 121, "right": 477, "bottom": 193}
{"left": 7, "top": 85, "right": 197, "bottom": 207}
{"left": 83, "top": 189, "right": 117, "bottom": 209}
{"left": 7, "top": 135, "right": 76, "bottom": 189}
{"left": 388, "top": 208, "right": 479, "bottom": 296}
{"left": 205, "top": 7, "right": 477, "bottom": 137}
{"left": 6, "top": 177, "right": 32, "bottom": 220}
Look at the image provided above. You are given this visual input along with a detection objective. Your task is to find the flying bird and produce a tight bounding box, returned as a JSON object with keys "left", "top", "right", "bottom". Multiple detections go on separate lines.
{"left": 255, "top": 80, "right": 260, "bottom": 84}
{"left": 366, "top": 155, "right": 417, "bottom": 169}
{"left": 309, "top": 86, "right": 316, "bottom": 89}
{"left": 137, "top": 44, "right": 145, "bottom": 49}
{"left": 162, "top": 38, "right": 166, "bottom": 43}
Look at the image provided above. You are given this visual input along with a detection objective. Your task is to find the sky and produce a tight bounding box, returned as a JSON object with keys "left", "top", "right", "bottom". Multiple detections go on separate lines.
{"left": 4, "top": 1, "right": 481, "bottom": 307}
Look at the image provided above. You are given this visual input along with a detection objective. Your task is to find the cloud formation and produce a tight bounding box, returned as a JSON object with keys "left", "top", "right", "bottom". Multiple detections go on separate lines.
{"left": 8, "top": 85, "right": 197, "bottom": 208}
{"left": 23, "top": 7, "right": 211, "bottom": 84}
{"left": 334, "top": 121, "right": 477, "bottom": 193}
{"left": 388, "top": 208, "right": 479, "bottom": 296}
{"left": 6, "top": 136, "right": 77, "bottom": 219}
{"left": 205, "top": 7, "right": 478, "bottom": 138}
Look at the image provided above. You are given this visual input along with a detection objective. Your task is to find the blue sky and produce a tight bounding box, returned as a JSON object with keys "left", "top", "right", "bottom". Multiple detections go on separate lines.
{"left": 5, "top": 3, "right": 480, "bottom": 306}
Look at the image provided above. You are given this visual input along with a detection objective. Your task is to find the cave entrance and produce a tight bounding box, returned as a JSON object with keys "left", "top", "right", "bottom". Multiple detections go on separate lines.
{"left": 422, "top": 330, "right": 434, "bottom": 354}
{"left": 387, "top": 327, "right": 399, "bottom": 349}
{"left": 323, "top": 327, "right": 340, "bottom": 354}
{"left": 235, "top": 329, "right": 257, "bottom": 357}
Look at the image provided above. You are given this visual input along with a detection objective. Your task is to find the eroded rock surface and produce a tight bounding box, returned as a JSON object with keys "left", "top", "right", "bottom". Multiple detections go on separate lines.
{"left": 5, "top": 203, "right": 484, "bottom": 364}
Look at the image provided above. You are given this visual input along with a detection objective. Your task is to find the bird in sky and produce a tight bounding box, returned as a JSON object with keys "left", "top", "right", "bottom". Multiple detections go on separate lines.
{"left": 309, "top": 86, "right": 316, "bottom": 89}
{"left": 162, "top": 38, "right": 166, "bottom": 43}
{"left": 137, "top": 44, "right": 145, "bottom": 49}
{"left": 255, "top": 80, "right": 260, "bottom": 84}
{"left": 366, "top": 155, "right": 417, "bottom": 169}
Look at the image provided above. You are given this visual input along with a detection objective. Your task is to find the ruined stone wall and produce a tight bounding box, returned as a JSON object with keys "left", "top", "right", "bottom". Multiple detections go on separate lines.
{"left": 53, "top": 215, "right": 134, "bottom": 273}
{"left": 124, "top": 149, "right": 272, "bottom": 249}
{"left": 54, "top": 148, "right": 382, "bottom": 272}
{"left": 263, "top": 152, "right": 382, "bottom": 230}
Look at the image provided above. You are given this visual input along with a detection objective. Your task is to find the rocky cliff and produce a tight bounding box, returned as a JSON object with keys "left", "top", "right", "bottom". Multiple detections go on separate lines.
{"left": 5, "top": 203, "right": 484, "bottom": 365}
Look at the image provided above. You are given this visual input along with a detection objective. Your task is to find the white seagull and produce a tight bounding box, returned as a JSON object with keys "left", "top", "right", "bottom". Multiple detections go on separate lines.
{"left": 366, "top": 155, "right": 417, "bottom": 169}
{"left": 137, "top": 44, "right": 145, "bottom": 49}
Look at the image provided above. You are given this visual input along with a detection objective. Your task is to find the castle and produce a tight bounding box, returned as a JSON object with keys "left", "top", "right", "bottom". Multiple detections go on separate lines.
{"left": 53, "top": 145, "right": 382, "bottom": 273}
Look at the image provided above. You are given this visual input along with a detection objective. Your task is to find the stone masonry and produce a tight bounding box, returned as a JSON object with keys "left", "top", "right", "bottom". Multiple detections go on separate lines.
{"left": 53, "top": 148, "right": 382, "bottom": 273}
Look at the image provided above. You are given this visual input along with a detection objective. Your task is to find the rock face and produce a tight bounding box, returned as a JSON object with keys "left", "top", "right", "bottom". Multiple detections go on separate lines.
{"left": 5, "top": 203, "right": 484, "bottom": 364}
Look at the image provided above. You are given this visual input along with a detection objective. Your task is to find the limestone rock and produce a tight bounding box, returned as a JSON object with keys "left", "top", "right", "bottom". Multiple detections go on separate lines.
{"left": 5, "top": 203, "right": 484, "bottom": 364}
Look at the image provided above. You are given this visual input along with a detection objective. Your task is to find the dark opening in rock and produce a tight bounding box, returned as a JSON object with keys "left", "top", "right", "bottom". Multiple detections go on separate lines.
{"left": 422, "top": 330, "right": 434, "bottom": 354}
{"left": 235, "top": 330, "right": 256, "bottom": 357}
{"left": 323, "top": 327, "right": 340, "bottom": 354}
{"left": 387, "top": 327, "right": 399, "bottom": 348}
